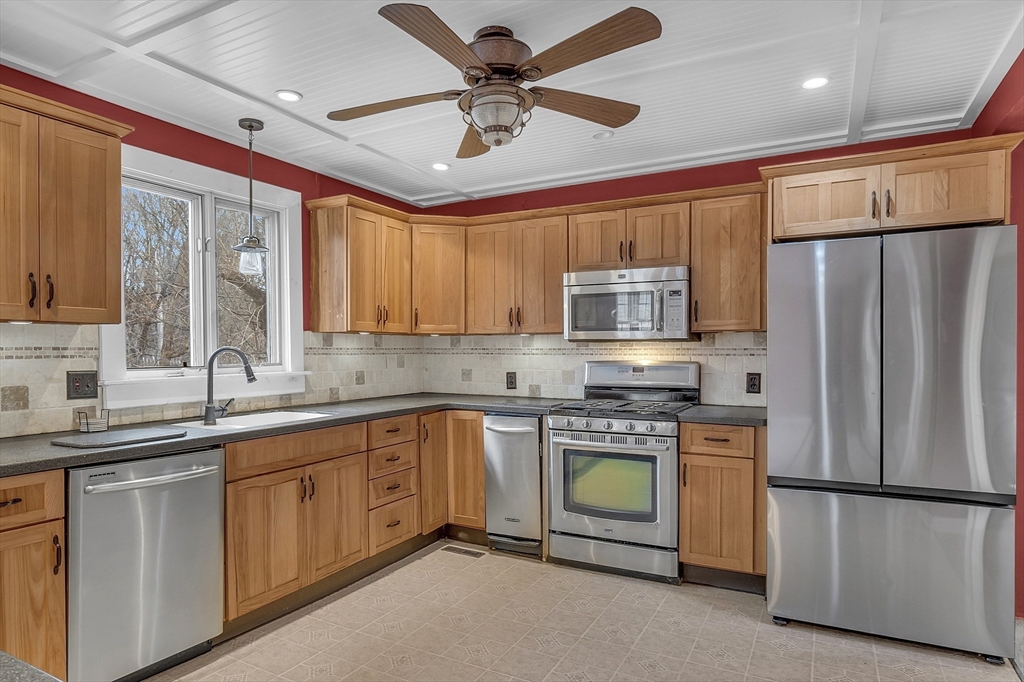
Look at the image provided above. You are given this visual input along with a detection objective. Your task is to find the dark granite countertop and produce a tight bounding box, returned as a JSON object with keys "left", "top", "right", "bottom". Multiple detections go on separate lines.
{"left": 0, "top": 652, "right": 59, "bottom": 682}
{"left": 0, "top": 393, "right": 766, "bottom": 476}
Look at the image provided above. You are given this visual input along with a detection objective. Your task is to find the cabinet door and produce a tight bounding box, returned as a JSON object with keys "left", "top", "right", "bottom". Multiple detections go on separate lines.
{"left": 691, "top": 194, "right": 763, "bottom": 332}
{"left": 419, "top": 411, "right": 448, "bottom": 534}
{"left": 773, "top": 167, "right": 880, "bottom": 239}
{"left": 626, "top": 203, "right": 690, "bottom": 268}
{"left": 0, "top": 519, "right": 66, "bottom": 681}
{"left": 226, "top": 469, "right": 306, "bottom": 620}
{"left": 307, "top": 454, "right": 368, "bottom": 583}
{"left": 381, "top": 216, "right": 412, "bottom": 333}
{"left": 38, "top": 117, "right": 121, "bottom": 323}
{"left": 880, "top": 151, "right": 1004, "bottom": 228}
{"left": 412, "top": 224, "right": 465, "bottom": 334}
{"left": 466, "top": 223, "right": 515, "bottom": 334}
{"left": 514, "top": 217, "right": 567, "bottom": 334}
{"left": 0, "top": 105, "right": 39, "bottom": 322}
{"left": 347, "top": 207, "right": 383, "bottom": 333}
{"left": 679, "top": 453, "right": 754, "bottom": 573}
{"left": 310, "top": 207, "right": 348, "bottom": 332}
{"left": 568, "top": 210, "right": 626, "bottom": 271}
{"left": 446, "top": 410, "right": 485, "bottom": 529}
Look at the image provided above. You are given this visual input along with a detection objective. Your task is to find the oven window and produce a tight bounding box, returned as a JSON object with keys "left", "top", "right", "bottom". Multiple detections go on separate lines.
{"left": 563, "top": 449, "right": 658, "bottom": 523}
{"left": 571, "top": 291, "right": 655, "bottom": 332}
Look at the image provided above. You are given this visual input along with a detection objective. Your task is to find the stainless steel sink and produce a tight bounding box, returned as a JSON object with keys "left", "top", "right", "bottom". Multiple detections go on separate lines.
{"left": 175, "top": 410, "right": 332, "bottom": 431}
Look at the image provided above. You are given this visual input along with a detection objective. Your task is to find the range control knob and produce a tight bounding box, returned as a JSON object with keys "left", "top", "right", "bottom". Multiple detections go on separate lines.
{"left": 602, "top": 421, "right": 614, "bottom": 430}
{"left": 645, "top": 423, "right": 658, "bottom": 433}
{"left": 581, "top": 419, "right": 592, "bottom": 429}
{"left": 624, "top": 422, "right": 636, "bottom": 432}
{"left": 562, "top": 418, "right": 573, "bottom": 428}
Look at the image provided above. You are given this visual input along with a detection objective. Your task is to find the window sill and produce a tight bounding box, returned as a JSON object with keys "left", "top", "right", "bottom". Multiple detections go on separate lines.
{"left": 100, "top": 370, "right": 308, "bottom": 410}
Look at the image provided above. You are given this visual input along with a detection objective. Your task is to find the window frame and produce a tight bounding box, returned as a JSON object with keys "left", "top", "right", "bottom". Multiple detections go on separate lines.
{"left": 99, "top": 146, "right": 306, "bottom": 410}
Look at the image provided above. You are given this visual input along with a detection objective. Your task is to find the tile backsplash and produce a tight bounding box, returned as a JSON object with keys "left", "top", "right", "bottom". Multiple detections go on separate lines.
{"left": 0, "top": 325, "right": 764, "bottom": 438}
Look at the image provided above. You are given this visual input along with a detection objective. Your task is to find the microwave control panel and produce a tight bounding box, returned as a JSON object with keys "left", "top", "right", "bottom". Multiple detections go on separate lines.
{"left": 664, "top": 287, "right": 687, "bottom": 336}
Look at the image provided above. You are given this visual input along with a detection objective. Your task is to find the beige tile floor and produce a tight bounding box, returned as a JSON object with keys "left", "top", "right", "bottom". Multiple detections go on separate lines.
{"left": 149, "top": 541, "right": 1019, "bottom": 682}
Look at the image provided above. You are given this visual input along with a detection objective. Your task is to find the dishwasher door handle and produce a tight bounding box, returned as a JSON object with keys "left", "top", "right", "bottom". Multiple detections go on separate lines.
{"left": 485, "top": 426, "right": 536, "bottom": 434}
{"left": 83, "top": 465, "right": 220, "bottom": 494}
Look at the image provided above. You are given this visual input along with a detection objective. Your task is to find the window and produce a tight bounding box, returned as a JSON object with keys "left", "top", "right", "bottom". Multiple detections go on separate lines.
{"left": 100, "top": 146, "right": 305, "bottom": 409}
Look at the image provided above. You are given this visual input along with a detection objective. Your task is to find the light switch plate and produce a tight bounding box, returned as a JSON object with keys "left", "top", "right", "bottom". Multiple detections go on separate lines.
{"left": 67, "top": 371, "right": 99, "bottom": 399}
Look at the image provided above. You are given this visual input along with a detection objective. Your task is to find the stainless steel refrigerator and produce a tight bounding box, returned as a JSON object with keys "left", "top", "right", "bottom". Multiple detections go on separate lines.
{"left": 766, "top": 224, "right": 1017, "bottom": 660}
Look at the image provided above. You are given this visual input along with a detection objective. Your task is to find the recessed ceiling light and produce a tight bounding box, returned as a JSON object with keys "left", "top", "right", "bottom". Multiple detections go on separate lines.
{"left": 432, "top": 162, "right": 450, "bottom": 171}
{"left": 275, "top": 90, "right": 303, "bottom": 102}
{"left": 802, "top": 77, "right": 829, "bottom": 90}
{"left": 592, "top": 130, "right": 615, "bottom": 140}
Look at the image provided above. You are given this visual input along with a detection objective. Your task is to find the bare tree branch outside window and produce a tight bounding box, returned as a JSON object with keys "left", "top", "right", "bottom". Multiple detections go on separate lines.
{"left": 215, "top": 206, "right": 270, "bottom": 365}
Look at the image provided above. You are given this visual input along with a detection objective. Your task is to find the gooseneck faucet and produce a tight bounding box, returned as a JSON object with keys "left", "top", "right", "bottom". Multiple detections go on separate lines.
{"left": 203, "top": 346, "right": 257, "bottom": 425}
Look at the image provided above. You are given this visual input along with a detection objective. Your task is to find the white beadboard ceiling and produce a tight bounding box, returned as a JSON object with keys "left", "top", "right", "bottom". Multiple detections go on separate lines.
{"left": 2, "top": 0, "right": 1021, "bottom": 207}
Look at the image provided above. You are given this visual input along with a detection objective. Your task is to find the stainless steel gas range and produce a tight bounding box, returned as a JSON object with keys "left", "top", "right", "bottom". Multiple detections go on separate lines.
{"left": 546, "top": 361, "right": 699, "bottom": 579}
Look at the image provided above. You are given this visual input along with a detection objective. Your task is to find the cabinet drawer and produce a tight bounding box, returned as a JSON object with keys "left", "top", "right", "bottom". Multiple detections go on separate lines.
{"left": 681, "top": 424, "right": 754, "bottom": 458}
{"left": 368, "top": 414, "right": 417, "bottom": 449}
{"left": 226, "top": 422, "right": 367, "bottom": 481}
{"left": 369, "top": 496, "right": 419, "bottom": 555}
{"left": 368, "top": 441, "right": 418, "bottom": 479}
{"left": 0, "top": 469, "right": 63, "bottom": 532}
{"left": 368, "top": 469, "right": 417, "bottom": 509}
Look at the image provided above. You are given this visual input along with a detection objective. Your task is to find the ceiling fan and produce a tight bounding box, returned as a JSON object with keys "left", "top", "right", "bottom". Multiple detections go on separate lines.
{"left": 326, "top": 3, "right": 662, "bottom": 159}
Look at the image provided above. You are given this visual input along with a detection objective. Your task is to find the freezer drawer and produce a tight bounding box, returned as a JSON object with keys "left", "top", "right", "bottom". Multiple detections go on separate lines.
{"left": 767, "top": 237, "right": 881, "bottom": 485}
{"left": 882, "top": 225, "right": 1017, "bottom": 496}
{"left": 484, "top": 415, "right": 542, "bottom": 541}
{"left": 767, "top": 487, "right": 1014, "bottom": 658}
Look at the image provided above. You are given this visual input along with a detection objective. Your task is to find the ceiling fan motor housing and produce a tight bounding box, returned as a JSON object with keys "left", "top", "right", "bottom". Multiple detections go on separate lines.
{"left": 468, "top": 26, "right": 532, "bottom": 76}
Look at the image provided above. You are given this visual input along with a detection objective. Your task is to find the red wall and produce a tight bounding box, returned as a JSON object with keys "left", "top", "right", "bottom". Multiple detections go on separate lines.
{"left": 3, "top": 50, "right": 1023, "bottom": 614}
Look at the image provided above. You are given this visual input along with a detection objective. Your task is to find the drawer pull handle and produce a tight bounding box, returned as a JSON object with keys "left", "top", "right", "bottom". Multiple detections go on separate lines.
{"left": 704, "top": 437, "right": 731, "bottom": 443}
{"left": 385, "top": 455, "right": 401, "bottom": 462}
{"left": 0, "top": 497, "right": 23, "bottom": 508}
{"left": 386, "top": 483, "right": 401, "bottom": 491}
{"left": 53, "top": 535, "right": 62, "bottom": 575}
{"left": 386, "top": 520, "right": 401, "bottom": 528}
{"left": 385, "top": 427, "right": 401, "bottom": 433}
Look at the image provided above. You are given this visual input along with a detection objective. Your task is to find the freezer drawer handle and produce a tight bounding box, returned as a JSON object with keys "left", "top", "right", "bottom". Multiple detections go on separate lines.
{"left": 53, "top": 535, "right": 62, "bottom": 575}
{"left": 386, "top": 455, "right": 402, "bottom": 462}
{"left": 703, "top": 437, "right": 731, "bottom": 443}
{"left": 386, "top": 483, "right": 402, "bottom": 491}
{"left": 0, "top": 497, "right": 23, "bottom": 508}
{"left": 385, "top": 427, "right": 402, "bottom": 433}
{"left": 83, "top": 465, "right": 220, "bottom": 494}
{"left": 386, "top": 520, "right": 401, "bottom": 528}
{"left": 485, "top": 426, "right": 536, "bottom": 434}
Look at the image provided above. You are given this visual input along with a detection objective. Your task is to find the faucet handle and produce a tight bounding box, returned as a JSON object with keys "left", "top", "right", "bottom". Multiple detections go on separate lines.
{"left": 215, "top": 398, "right": 235, "bottom": 418}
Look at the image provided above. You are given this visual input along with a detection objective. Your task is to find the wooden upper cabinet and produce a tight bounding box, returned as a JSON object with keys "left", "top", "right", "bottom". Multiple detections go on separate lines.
{"left": 447, "top": 410, "right": 485, "bottom": 529}
{"left": 346, "top": 207, "right": 383, "bottom": 333}
{"left": 514, "top": 217, "right": 567, "bottom": 334}
{"left": 0, "top": 105, "right": 39, "bottom": 321}
{"left": 880, "top": 151, "right": 1004, "bottom": 228}
{"left": 772, "top": 166, "right": 880, "bottom": 239}
{"left": 679, "top": 453, "right": 754, "bottom": 573}
{"left": 691, "top": 194, "right": 763, "bottom": 332}
{"left": 412, "top": 224, "right": 465, "bottom": 334}
{"left": 569, "top": 210, "right": 626, "bottom": 271}
{"left": 419, "top": 411, "right": 448, "bottom": 534}
{"left": 0, "top": 518, "right": 67, "bottom": 681}
{"left": 626, "top": 203, "right": 691, "bottom": 268}
{"left": 381, "top": 217, "right": 412, "bottom": 333}
{"left": 307, "top": 453, "right": 368, "bottom": 583}
{"left": 466, "top": 223, "right": 515, "bottom": 334}
{"left": 310, "top": 207, "right": 348, "bottom": 332}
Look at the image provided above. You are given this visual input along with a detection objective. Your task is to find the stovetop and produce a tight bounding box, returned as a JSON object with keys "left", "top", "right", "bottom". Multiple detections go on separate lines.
{"left": 551, "top": 399, "right": 696, "bottom": 421}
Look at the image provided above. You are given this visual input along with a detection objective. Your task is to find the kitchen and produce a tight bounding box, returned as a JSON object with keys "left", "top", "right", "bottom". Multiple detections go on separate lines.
{"left": 0, "top": 2, "right": 1021, "bottom": 682}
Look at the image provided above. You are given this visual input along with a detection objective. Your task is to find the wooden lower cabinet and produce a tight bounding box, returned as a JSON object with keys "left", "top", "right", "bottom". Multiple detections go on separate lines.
{"left": 226, "top": 453, "right": 368, "bottom": 620}
{"left": 446, "top": 410, "right": 486, "bottom": 529}
{"left": 679, "top": 453, "right": 754, "bottom": 574}
{"left": 369, "top": 496, "right": 419, "bottom": 555}
{"left": 0, "top": 518, "right": 66, "bottom": 680}
{"left": 419, "top": 411, "right": 448, "bottom": 534}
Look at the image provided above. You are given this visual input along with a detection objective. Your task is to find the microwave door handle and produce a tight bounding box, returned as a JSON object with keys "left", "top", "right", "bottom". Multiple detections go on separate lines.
{"left": 655, "top": 290, "right": 664, "bottom": 331}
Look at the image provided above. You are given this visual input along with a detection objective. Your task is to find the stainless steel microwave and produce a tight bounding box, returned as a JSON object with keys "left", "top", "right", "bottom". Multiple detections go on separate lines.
{"left": 563, "top": 266, "right": 690, "bottom": 341}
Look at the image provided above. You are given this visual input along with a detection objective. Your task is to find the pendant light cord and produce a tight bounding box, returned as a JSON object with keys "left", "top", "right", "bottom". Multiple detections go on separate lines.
{"left": 248, "top": 127, "right": 255, "bottom": 238}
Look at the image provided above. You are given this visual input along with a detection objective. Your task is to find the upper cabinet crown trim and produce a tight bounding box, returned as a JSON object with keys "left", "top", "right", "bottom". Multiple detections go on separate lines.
{"left": 759, "top": 133, "right": 1022, "bottom": 181}
{"left": 0, "top": 85, "right": 133, "bottom": 139}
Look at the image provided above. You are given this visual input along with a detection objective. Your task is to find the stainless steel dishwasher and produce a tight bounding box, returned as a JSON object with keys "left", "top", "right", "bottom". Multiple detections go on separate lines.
{"left": 68, "top": 449, "right": 224, "bottom": 682}
{"left": 484, "top": 414, "right": 542, "bottom": 555}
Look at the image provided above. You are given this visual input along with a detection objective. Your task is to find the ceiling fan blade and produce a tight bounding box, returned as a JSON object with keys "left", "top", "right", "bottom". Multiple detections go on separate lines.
{"left": 531, "top": 87, "right": 640, "bottom": 128}
{"left": 379, "top": 4, "right": 492, "bottom": 77}
{"left": 327, "top": 91, "right": 462, "bottom": 121}
{"left": 457, "top": 126, "right": 489, "bottom": 159}
{"left": 517, "top": 7, "right": 661, "bottom": 80}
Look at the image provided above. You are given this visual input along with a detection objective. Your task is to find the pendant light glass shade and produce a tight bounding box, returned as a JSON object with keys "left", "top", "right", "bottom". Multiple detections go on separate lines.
{"left": 234, "top": 118, "right": 267, "bottom": 274}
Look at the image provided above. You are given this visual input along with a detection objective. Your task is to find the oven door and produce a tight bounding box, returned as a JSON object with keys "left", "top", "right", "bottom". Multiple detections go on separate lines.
{"left": 549, "top": 433, "right": 677, "bottom": 549}
{"left": 564, "top": 282, "right": 663, "bottom": 340}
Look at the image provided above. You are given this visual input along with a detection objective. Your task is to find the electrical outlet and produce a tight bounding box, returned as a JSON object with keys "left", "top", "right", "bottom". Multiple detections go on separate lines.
{"left": 505, "top": 371, "right": 517, "bottom": 390}
{"left": 67, "top": 371, "right": 99, "bottom": 399}
{"left": 746, "top": 373, "right": 761, "bottom": 394}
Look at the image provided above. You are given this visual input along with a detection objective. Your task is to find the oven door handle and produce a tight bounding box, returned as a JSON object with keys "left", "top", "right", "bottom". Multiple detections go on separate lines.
{"left": 550, "top": 437, "right": 671, "bottom": 453}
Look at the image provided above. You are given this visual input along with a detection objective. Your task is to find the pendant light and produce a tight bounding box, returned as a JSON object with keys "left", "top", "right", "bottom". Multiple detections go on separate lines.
{"left": 233, "top": 118, "right": 268, "bottom": 275}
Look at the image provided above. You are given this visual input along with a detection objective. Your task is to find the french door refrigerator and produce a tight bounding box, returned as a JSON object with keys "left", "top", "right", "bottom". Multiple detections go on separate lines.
{"left": 766, "top": 224, "right": 1016, "bottom": 660}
